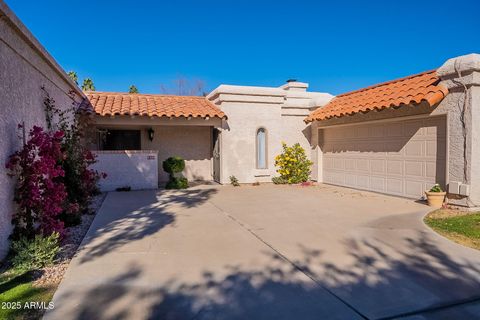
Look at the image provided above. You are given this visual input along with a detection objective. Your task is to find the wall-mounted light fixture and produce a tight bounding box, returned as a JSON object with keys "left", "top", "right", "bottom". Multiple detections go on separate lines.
{"left": 147, "top": 127, "right": 155, "bottom": 141}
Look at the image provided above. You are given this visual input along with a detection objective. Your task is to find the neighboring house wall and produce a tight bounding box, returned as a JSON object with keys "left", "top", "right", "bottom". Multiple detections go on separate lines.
{"left": 92, "top": 151, "right": 159, "bottom": 191}
{"left": 436, "top": 54, "right": 480, "bottom": 207}
{"left": 0, "top": 3, "right": 83, "bottom": 259}
{"left": 207, "top": 83, "right": 332, "bottom": 184}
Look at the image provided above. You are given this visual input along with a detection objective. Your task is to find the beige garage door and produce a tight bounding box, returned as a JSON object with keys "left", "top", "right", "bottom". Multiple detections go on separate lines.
{"left": 320, "top": 117, "right": 446, "bottom": 199}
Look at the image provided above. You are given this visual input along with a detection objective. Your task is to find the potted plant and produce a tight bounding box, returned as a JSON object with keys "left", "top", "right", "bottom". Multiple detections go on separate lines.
{"left": 425, "top": 184, "right": 446, "bottom": 207}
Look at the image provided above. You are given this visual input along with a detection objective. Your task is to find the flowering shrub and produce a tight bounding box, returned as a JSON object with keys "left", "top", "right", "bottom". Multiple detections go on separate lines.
{"left": 44, "top": 90, "right": 105, "bottom": 224}
{"left": 6, "top": 126, "right": 67, "bottom": 239}
{"left": 5, "top": 89, "right": 105, "bottom": 240}
{"left": 274, "top": 142, "right": 313, "bottom": 184}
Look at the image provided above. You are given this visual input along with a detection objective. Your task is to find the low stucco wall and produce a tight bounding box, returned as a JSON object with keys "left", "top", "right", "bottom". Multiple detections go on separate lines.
{"left": 92, "top": 151, "right": 159, "bottom": 191}
{"left": 89, "top": 123, "right": 214, "bottom": 184}
{"left": 0, "top": 3, "right": 83, "bottom": 259}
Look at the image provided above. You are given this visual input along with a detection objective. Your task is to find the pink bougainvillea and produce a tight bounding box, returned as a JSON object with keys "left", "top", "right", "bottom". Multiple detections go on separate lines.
{"left": 6, "top": 125, "right": 67, "bottom": 239}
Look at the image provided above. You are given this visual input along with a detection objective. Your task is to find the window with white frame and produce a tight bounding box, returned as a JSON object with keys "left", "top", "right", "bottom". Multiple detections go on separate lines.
{"left": 256, "top": 128, "right": 267, "bottom": 169}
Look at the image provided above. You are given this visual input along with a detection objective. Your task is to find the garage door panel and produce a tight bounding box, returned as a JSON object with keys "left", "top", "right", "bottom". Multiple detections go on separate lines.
{"left": 405, "top": 160, "right": 424, "bottom": 177}
{"left": 425, "top": 161, "right": 437, "bottom": 179}
{"left": 321, "top": 116, "right": 446, "bottom": 199}
{"left": 357, "top": 175, "right": 369, "bottom": 188}
{"left": 387, "top": 122, "right": 404, "bottom": 137}
{"left": 425, "top": 118, "right": 446, "bottom": 137}
{"left": 370, "top": 159, "right": 386, "bottom": 174}
{"left": 370, "top": 177, "right": 386, "bottom": 192}
{"left": 369, "top": 142, "right": 387, "bottom": 154}
{"left": 404, "top": 140, "right": 424, "bottom": 157}
{"left": 333, "top": 172, "right": 345, "bottom": 185}
{"left": 405, "top": 120, "right": 424, "bottom": 137}
{"left": 345, "top": 159, "right": 356, "bottom": 170}
{"left": 387, "top": 178, "right": 403, "bottom": 195}
{"left": 405, "top": 180, "right": 424, "bottom": 198}
{"left": 334, "top": 158, "right": 344, "bottom": 170}
{"left": 357, "top": 126, "right": 370, "bottom": 138}
{"left": 357, "top": 159, "right": 369, "bottom": 172}
{"left": 369, "top": 125, "right": 386, "bottom": 138}
{"left": 387, "top": 160, "right": 403, "bottom": 175}
{"left": 425, "top": 140, "right": 438, "bottom": 158}
{"left": 324, "top": 157, "right": 334, "bottom": 169}
{"left": 436, "top": 139, "right": 447, "bottom": 160}
{"left": 387, "top": 140, "right": 405, "bottom": 156}
{"left": 345, "top": 174, "right": 356, "bottom": 187}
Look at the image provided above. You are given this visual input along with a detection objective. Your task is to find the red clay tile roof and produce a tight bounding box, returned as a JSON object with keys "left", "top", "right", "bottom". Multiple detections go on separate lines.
{"left": 305, "top": 70, "right": 448, "bottom": 123}
{"left": 80, "top": 92, "right": 226, "bottom": 119}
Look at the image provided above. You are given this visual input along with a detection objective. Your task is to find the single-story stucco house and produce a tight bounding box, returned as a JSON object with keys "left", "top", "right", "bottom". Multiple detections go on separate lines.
{"left": 82, "top": 54, "right": 480, "bottom": 211}
{"left": 1, "top": 0, "right": 479, "bottom": 258}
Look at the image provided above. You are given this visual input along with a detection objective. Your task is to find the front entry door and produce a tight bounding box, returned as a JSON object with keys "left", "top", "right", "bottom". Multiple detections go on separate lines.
{"left": 212, "top": 128, "right": 221, "bottom": 183}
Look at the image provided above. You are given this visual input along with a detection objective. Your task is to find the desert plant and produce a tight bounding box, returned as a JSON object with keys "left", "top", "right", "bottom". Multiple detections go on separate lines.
{"left": 229, "top": 175, "right": 240, "bottom": 187}
{"left": 429, "top": 184, "right": 444, "bottom": 193}
{"left": 11, "top": 232, "right": 60, "bottom": 272}
{"left": 163, "top": 156, "right": 188, "bottom": 189}
{"left": 129, "top": 85, "right": 139, "bottom": 93}
{"left": 81, "top": 78, "right": 95, "bottom": 91}
{"left": 274, "top": 142, "right": 313, "bottom": 184}
{"left": 68, "top": 71, "right": 78, "bottom": 85}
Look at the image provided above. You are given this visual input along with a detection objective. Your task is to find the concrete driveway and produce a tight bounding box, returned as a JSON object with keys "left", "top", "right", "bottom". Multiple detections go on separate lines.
{"left": 45, "top": 184, "right": 480, "bottom": 320}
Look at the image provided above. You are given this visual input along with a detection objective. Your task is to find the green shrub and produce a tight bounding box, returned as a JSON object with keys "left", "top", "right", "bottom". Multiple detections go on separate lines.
{"left": 429, "top": 184, "right": 443, "bottom": 192}
{"left": 163, "top": 156, "right": 188, "bottom": 189}
{"left": 274, "top": 142, "right": 313, "bottom": 184}
{"left": 272, "top": 176, "right": 288, "bottom": 184}
{"left": 165, "top": 177, "right": 189, "bottom": 189}
{"left": 11, "top": 233, "right": 60, "bottom": 272}
{"left": 162, "top": 156, "right": 186, "bottom": 174}
{"left": 229, "top": 175, "right": 240, "bottom": 187}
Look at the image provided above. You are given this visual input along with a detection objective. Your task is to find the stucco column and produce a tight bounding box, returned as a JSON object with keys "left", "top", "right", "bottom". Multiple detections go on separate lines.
{"left": 437, "top": 53, "right": 480, "bottom": 207}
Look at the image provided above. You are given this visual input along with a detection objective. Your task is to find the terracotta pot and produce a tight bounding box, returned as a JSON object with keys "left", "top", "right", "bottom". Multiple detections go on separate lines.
{"left": 425, "top": 191, "right": 446, "bottom": 208}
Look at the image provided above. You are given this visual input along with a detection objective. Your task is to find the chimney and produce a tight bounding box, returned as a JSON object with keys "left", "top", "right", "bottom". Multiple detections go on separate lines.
{"left": 280, "top": 79, "right": 308, "bottom": 92}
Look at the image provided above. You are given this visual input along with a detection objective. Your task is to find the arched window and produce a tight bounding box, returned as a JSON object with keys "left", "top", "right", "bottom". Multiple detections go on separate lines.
{"left": 256, "top": 128, "right": 267, "bottom": 169}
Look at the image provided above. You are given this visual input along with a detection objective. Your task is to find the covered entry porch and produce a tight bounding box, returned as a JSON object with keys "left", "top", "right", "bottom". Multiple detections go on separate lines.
{"left": 81, "top": 92, "right": 226, "bottom": 191}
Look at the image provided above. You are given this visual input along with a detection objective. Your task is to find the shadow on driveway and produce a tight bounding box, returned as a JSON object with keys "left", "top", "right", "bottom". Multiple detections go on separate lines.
{"left": 78, "top": 187, "right": 217, "bottom": 264}
{"left": 58, "top": 231, "right": 480, "bottom": 319}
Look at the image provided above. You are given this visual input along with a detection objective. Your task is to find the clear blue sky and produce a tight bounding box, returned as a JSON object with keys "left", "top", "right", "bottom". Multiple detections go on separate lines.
{"left": 6, "top": 0, "right": 480, "bottom": 95}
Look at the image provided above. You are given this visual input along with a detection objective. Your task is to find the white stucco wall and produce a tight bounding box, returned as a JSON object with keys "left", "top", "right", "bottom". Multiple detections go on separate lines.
{"left": 142, "top": 126, "right": 213, "bottom": 182}
{"left": 92, "top": 151, "right": 159, "bottom": 191}
{"left": 0, "top": 3, "right": 83, "bottom": 259}
{"left": 436, "top": 54, "right": 480, "bottom": 207}
{"left": 220, "top": 102, "right": 284, "bottom": 184}
{"left": 208, "top": 83, "right": 333, "bottom": 184}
